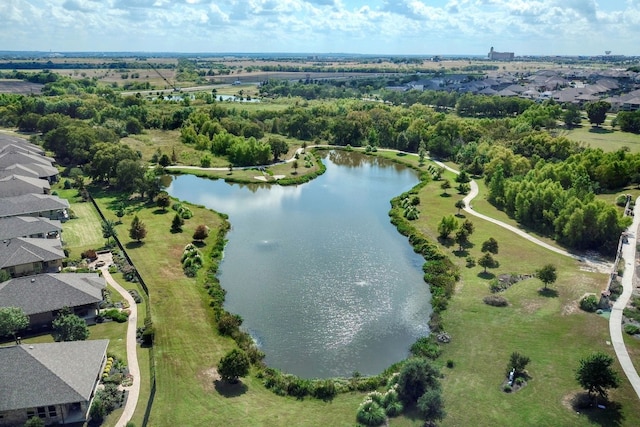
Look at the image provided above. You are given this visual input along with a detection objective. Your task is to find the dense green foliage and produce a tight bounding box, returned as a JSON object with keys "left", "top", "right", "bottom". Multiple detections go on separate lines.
{"left": 218, "top": 348, "right": 251, "bottom": 383}
{"left": 0, "top": 307, "right": 29, "bottom": 343}
{"left": 575, "top": 352, "right": 621, "bottom": 400}
{"left": 617, "top": 110, "right": 640, "bottom": 134}
{"left": 52, "top": 310, "right": 90, "bottom": 342}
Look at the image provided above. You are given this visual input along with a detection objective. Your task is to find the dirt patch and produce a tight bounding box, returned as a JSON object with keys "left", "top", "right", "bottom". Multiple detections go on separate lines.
{"left": 198, "top": 367, "right": 221, "bottom": 392}
{"left": 562, "top": 302, "right": 578, "bottom": 316}
{"left": 521, "top": 300, "right": 543, "bottom": 314}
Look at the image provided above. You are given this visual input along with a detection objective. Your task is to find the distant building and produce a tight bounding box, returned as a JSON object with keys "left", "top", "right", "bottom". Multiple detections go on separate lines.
{"left": 488, "top": 47, "right": 514, "bottom": 61}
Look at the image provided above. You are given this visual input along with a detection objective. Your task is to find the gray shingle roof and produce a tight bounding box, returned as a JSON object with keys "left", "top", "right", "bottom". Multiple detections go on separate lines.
{"left": 0, "top": 143, "right": 46, "bottom": 157}
{"left": 0, "top": 134, "right": 44, "bottom": 155}
{"left": 0, "top": 237, "right": 65, "bottom": 269}
{"left": 0, "top": 151, "right": 53, "bottom": 169}
{"left": 0, "top": 161, "right": 59, "bottom": 180}
{"left": 0, "top": 194, "right": 69, "bottom": 218}
{"left": 0, "top": 273, "right": 104, "bottom": 315}
{"left": 0, "top": 216, "right": 62, "bottom": 241}
{"left": 0, "top": 340, "right": 109, "bottom": 411}
{"left": 0, "top": 174, "right": 50, "bottom": 198}
{"left": 0, "top": 164, "right": 41, "bottom": 180}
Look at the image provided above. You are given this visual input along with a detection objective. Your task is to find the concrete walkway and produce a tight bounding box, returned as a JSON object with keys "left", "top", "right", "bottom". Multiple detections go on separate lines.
{"left": 100, "top": 265, "right": 141, "bottom": 427}
{"left": 609, "top": 197, "right": 640, "bottom": 399}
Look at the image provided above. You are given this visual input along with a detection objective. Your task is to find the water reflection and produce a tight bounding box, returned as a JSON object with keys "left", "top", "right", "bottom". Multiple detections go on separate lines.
{"left": 167, "top": 151, "right": 431, "bottom": 378}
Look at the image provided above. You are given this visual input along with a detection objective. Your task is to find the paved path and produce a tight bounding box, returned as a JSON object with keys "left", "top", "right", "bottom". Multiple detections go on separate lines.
{"left": 100, "top": 265, "right": 141, "bottom": 427}
{"left": 609, "top": 197, "right": 640, "bottom": 399}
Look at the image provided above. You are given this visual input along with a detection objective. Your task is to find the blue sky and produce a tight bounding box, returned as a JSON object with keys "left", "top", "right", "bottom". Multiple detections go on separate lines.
{"left": 1, "top": 0, "right": 639, "bottom": 55}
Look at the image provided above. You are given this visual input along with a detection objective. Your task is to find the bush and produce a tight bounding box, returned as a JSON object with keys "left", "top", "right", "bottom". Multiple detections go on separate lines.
{"left": 503, "top": 384, "right": 512, "bottom": 392}
{"left": 410, "top": 336, "right": 442, "bottom": 360}
{"left": 483, "top": 295, "right": 508, "bottom": 307}
{"left": 624, "top": 324, "right": 640, "bottom": 335}
{"left": 312, "top": 379, "right": 337, "bottom": 401}
{"left": 580, "top": 295, "right": 599, "bottom": 312}
{"left": 102, "top": 308, "right": 129, "bottom": 323}
{"left": 356, "top": 400, "right": 386, "bottom": 426}
{"left": 446, "top": 359, "right": 455, "bottom": 368}
{"left": 616, "top": 194, "right": 628, "bottom": 207}
{"left": 466, "top": 256, "right": 476, "bottom": 267}
{"left": 82, "top": 249, "right": 97, "bottom": 260}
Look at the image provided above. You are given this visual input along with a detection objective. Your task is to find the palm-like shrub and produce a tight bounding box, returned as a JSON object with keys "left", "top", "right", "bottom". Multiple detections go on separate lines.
{"left": 356, "top": 399, "right": 386, "bottom": 426}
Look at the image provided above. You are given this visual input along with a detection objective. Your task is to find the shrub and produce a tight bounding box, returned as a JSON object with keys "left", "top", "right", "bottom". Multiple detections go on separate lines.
{"left": 515, "top": 377, "right": 525, "bottom": 386}
{"left": 466, "top": 256, "right": 476, "bottom": 267}
{"left": 82, "top": 249, "right": 97, "bottom": 260}
{"left": 616, "top": 194, "right": 628, "bottom": 207}
{"left": 102, "top": 308, "right": 129, "bottom": 323}
{"left": 624, "top": 324, "right": 640, "bottom": 335}
{"left": 446, "top": 359, "right": 455, "bottom": 368}
{"left": 483, "top": 295, "right": 508, "bottom": 307}
{"left": 410, "top": 336, "right": 442, "bottom": 360}
{"left": 356, "top": 400, "right": 386, "bottom": 426}
{"left": 312, "top": 379, "right": 337, "bottom": 401}
{"left": 580, "top": 295, "right": 599, "bottom": 312}
{"left": 503, "top": 384, "right": 512, "bottom": 393}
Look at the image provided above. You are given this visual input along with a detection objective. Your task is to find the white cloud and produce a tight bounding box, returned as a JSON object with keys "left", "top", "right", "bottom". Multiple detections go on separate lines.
{"left": 0, "top": 0, "right": 636, "bottom": 55}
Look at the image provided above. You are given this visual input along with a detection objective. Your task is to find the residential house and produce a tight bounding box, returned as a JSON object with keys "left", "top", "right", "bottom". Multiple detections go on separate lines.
{"left": 0, "top": 135, "right": 44, "bottom": 156}
{"left": 0, "top": 151, "right": 58, "bottom": 183}
{"left": 0, "top": 216, "right": 62, "bottom": 241}
{"left": 0, "top": 175, "right": 50, "bottom": 198}
{"left": 0, "top": 164, "right": 42, "bottom": 180}
{"left": 0, "top": 237, "right": 65, "bottom": 278}
{"left": 0, "top": 339, "right": 109, "bottom": 426}
{"left": 0, "top": 273, "right": 105, "bottom": 329}
{"left": 0, "top": 143, "right": 45, "bottom": 157}
{"left": 0, "top": 194, "right": 69, "bottom": 222}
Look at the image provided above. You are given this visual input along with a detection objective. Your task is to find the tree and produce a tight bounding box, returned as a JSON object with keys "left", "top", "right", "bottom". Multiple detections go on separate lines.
{"left": 52, "top": 311, "right": 89, "bottom": 342}
{"left": 156, "top": 191, "right": 171, "bottom": 211}
{"left": 397, "top": 358, "right": 442, "bottom": 405}
{"left": 101, "top": 219, "right": 117, "bottom": 246}
{"left": 417, "top": 389, "right": 446, "bottom": 423}
{"left": 481, "top": 238, "right": 499, "bottom": 254}
{"left": 454, "top": 228, "right": 469, "bottom": 251}
{"left": 0, "top": 307, "right": 29, "bottom": 344}
{"left": 159, "top": 153, "right": 171, "bottom": 167}
{"left": 478, "top": 252, "right": 497, "bottom": 273}
{"left": 455, "top": 170, "right": 470, "bottom": 183}
{"left": 575, "top": 352, "right": 620, "bottom": 402}
{"left": 171, "top": 213, "right": 185, "bottom": 233}
{"left": 129, "top": 215, "right": 147, "bottom": 242}
{"left": 115, "top": 159, "right": 145, "bottom": 192}
{"left": 563, "top": 104, "right": 582, "bottom": 128}
{"left": 440, "top": 179, "right": 451, "bottom": 195}
{"left": 507, "top": 351, "right": 530, "bottom": 376}
{"left": 193, "top": 224, "right": 210, "bottom": 242}
{"left": 461, "top": 219, "right": 474, "bottom": 236}
{"left": 536, "top": 264, "right": 557, "bottom": 289}
{"left": 437, "top": 215, "right": 458, "bottom": 239}
{"left": 218, "top": 348, "right": 250, "bottom": 383}
{"left": 585, "top": 101, "right": 611, "bottom": 128}
{"left": 455, "top": 199, "right": 465, "bottom": 215}
{"left": 268, "top": 137, "right": 288, "bottom": 161}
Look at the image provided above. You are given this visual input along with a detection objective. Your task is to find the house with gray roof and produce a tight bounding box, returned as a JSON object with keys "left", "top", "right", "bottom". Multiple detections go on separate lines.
{"left": 0, "top": 164, "right": 42, "bottom": 180}
{"left": 0, "top": 151, "right": 58, "bottom": 183}
{"left": 0, "top": 134, "right": 44, "bottom": 155}
{"left": 0, "top": 216, "right": 62, "bottom": 241}
{"left": 0, "top": 273, "right": 105, "bottom": 329}
{"left": 0, "top": 339, "right": 108, "bottom": 426}
{"left": 0, "top": 237, "right": 65, "bottom": 278}
{"left": 0, "top": 175, "right": 50, "bottom": 198}
{"left": 0, "top": 194, "right": 69, "bottom": 222}
{"left": 0, "top": 143, "right": 45, "bottom": 157}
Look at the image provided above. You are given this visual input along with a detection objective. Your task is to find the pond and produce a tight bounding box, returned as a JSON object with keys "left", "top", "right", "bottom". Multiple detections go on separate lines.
{"left": 166, "top": 150, "right": 431, "bottom": 378}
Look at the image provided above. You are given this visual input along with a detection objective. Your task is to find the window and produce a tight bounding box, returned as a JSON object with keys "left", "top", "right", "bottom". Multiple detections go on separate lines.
{"left": 48, "top": 406, "right": 57, "bottom": 418}
{"left": 37, "top": 406, "right": 46, "bottom": 419}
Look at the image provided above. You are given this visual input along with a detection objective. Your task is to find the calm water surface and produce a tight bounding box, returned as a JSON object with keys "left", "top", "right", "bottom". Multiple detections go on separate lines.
{"left": 167, "top": 151, "right": 431, "bottom": 378}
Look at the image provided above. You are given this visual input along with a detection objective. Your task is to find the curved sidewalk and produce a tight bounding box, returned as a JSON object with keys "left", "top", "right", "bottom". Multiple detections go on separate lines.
{"left": 100, "top": 265, "right": 141, "bottom": 426}
{"left": 609, "top": 197, "right": 640, "bottom": 399}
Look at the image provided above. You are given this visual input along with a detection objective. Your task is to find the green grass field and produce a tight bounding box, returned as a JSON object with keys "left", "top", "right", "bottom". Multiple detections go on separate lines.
{"left": 562, "top": 117, "right": 640, "bottom": 153}
{"left": 56, "top": 188, "right": 105, "bottom": 257}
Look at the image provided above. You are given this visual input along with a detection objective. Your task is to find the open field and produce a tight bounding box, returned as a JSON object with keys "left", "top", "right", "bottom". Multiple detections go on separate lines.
{"left": 562, "top": 119, "right": 640, "bottom": 153}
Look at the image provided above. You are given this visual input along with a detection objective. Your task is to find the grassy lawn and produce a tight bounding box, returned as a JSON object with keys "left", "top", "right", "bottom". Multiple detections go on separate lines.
{"left": 54, "top": 187, "right": 105, "bottom": 257}
{"left": 562, "top": 119, "right": 640, "bottom": 153}
{"left": 406, "top": 168, "right": 640, "bottom": 426}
